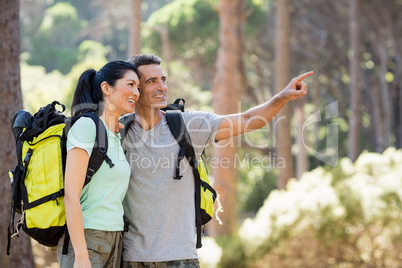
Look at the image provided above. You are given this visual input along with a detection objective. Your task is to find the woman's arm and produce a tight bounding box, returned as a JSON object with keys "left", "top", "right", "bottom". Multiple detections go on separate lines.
{"left": 64, "top": 147, "right": 92, "bottom": 268}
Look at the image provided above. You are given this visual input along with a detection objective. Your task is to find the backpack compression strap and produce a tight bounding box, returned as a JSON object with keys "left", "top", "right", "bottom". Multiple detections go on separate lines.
{"left": 165, "top": 111, "right": 203, "bottom": 249}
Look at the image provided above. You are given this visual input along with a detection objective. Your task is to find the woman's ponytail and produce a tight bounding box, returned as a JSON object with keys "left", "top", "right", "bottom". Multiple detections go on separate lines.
{"left": 71, "top": 69, "right": 102, "bottom": 117}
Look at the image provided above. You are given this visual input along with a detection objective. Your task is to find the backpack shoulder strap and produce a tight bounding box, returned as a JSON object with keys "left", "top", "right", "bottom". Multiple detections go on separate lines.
{"left": 74, "top": 113, "right": 114, "bottom": 186}
{"left": 165, "top": 111, "right": 196, "bottom": 178}
{"left": 165, "top": 110, "right": 203, "bottom": 248}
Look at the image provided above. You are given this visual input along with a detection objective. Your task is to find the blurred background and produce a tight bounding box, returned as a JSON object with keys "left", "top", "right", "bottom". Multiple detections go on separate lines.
{"left": 1, "top": 0, "right": 402, "bottom": 267}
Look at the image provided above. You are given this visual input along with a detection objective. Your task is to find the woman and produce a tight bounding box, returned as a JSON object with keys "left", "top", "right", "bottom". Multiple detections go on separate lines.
{"left": 57, "top": 61, "right": 139, "bottom": 268}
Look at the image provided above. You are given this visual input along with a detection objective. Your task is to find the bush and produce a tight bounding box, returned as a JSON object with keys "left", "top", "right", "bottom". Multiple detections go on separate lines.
{"left": 239, "top": 148, "right": 402, "bottom": 267}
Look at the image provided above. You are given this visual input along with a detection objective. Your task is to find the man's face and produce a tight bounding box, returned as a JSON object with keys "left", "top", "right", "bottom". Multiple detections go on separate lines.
{"left": 136, "top": 64, "right": 167, "bottom": 110}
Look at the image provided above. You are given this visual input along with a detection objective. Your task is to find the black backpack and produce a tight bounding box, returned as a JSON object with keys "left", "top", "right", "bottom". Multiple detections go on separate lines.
{"left": 120, "top": 98, "right": 218, "bottom": 249}
{"left": 7, "top": 101, "right": 114, "bottom": 255}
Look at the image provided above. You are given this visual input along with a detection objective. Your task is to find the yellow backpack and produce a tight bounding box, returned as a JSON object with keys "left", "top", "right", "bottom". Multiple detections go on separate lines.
{"left": 7, "top": 101, "right": 113, "bottom": 255}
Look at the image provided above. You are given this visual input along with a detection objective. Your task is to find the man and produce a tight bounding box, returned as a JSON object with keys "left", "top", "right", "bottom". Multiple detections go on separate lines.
{"left": 122, "top": 54, "right": 312, "bottom": 267}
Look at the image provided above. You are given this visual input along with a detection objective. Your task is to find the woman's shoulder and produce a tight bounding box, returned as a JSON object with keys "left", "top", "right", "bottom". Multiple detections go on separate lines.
{"left": 67, "top": 116, "right": 97, "bottom": 144}
{"left": 71, "top": 116, "right": 97, "bottom": 132}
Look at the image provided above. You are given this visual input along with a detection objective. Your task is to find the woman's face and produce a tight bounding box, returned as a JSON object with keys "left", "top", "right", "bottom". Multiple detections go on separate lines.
{"left": 106, "top": 70, "right": 140, "bottom": 117}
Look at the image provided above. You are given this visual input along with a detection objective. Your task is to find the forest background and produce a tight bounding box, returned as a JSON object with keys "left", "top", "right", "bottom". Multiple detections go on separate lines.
{"left": 1, "top": 0, "right": 402, "bottom": 267}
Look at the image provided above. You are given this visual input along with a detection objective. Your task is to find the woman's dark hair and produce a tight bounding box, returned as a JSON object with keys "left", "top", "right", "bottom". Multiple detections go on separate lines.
{"left": 71, "top": 60, "right": 138, "bottom": 117}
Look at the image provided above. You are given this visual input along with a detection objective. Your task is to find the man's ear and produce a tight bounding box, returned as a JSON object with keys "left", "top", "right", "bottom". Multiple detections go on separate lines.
{"left": 101, "top": 81, "right": 110, "bottom": 96}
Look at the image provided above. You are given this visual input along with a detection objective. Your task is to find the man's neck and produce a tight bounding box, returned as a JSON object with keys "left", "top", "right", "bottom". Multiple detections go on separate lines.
{"left": 134, "top": 106, "right": 165, "bottom": 131}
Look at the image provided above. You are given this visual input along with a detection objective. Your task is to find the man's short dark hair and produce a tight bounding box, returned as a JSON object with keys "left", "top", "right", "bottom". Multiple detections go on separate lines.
{"left": 127, "top": 54, "right": 162, "bottom": 68}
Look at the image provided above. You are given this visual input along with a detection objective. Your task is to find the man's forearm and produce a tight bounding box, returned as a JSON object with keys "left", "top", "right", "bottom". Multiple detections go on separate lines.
{"left": 241, "top": 92, "right": 289, "bottom": 131}
{"left": 216, "top": 92, "right": 289, "bottom": 141}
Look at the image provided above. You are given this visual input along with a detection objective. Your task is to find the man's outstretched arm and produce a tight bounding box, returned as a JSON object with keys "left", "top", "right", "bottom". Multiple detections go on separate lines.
{"left": 215, "top": 71, "right": 313, "bottom": 141}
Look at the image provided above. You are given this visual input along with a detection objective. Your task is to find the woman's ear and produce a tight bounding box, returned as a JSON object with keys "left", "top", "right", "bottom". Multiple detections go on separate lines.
{"left": 101, "top": 81, "right": 110, "bottom": 96}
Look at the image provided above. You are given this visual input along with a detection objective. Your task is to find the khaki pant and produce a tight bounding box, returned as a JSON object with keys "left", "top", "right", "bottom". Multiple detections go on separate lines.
{"left": 57, "top": 229, "right": 123, "bottom": 268}
{"left": 122, "top": 259, "right": 200, "bottom": 268}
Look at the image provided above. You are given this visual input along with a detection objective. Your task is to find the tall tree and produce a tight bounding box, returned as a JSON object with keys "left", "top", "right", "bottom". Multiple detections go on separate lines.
{"left": 0, "top": 0, "right": 34, "bottom": 267}
{"left": 150, "top": 22, "right": 171, "bottom": 76}
{"left": 348, "top": 0, "right": 361, "bottom": 161}
{"left": 394, "top": 36, "right": 402, "bottom": 149}
{"left": 373, "top": 1, "right": 393, "bottom": 152}
{"left": 210, "top": 0, "right": 245, "bottom": 236}
{"left": 295, "top": 98, "right": 308, "bottom": 179}
{"left": 128, "top": 0, "right": 142, "bottom": 57}
{"left": 275, "top": 0, "right": 293, "bottom": 189}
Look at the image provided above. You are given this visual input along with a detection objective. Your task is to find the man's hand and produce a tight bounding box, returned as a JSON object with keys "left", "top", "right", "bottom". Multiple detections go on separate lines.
{"left": 280, "top": 71, "right": 314, "bottom": 101}
{"left": 215, "top": 71, "right": 314, "bottom": 141}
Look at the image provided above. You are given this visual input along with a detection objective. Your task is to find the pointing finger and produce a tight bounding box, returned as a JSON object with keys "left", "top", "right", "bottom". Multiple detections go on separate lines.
{"left": 295, "top": 71, "right": 314, "bottom": 83}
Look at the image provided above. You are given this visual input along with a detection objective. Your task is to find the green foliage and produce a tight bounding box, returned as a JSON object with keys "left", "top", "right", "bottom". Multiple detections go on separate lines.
{"left": 236, "top": 147, "right": 278, "bottom": 213}
{"left": 239, "top": 148, "right": 402, "bottom": 267}
{"left": 163, "top": 60, "right": 212, "bottom": 111}
{"left": 27, "top": 2, "right": 86, "bottom": 74}
{"left": 76, "top": 40, "right": 109, "bottom": 63}
{"left": 20, "top": 61, "right": 71, "bottom": 113}
{"left": 143, "top": 0, "right": 219, "bottom": 65}
{"left": 242, "top": 171, "right": 277, "bottom": 213}
{"left": 142, "top": 0, "right": 270, "bottom": 73}
{"left": 61, "top": 40, "right": 109, "bottom": 113}
{"left": 142, "top": 0, "right": 175, "bottom": 20}
{"left": 217, "top": 235, "right": 247, "bottom": 268}
{"left": 21, "top": 40, "right": 108, "bottom": 114}
{"left": 40, "top": 2, "right": 80, "bottom": 30}
{"left": 244, "top": 0, "right": 270, "bottom": 38}
{"left": 235, "top": 129, "right": 279, "bottom": 215}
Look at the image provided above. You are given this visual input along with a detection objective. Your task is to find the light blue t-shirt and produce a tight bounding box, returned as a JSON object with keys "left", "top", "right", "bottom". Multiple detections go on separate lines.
{"left": 67, "top": 116, "right": 130, "bottom": 231}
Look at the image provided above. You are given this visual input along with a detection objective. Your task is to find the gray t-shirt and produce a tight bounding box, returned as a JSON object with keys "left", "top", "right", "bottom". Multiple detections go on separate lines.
{"left": 122, "top": 110, "right": 222, "bottom": 262}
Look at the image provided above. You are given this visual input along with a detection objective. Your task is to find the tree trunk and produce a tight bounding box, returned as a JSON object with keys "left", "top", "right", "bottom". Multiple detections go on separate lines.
{"left": 364, "top": 73, "right": 384, "bottom": 153}
{"left": 398, "top": 77, "right": 402, "bottom": 149}
{"left": 275, "top": 0, "right": 293, "bottom": 189}
{"left": 0, "top": 0, "right": 34, "bottom": 267}
{"left": 348, "top": 0, "right": 361, "bottom": 162}
{"left": 159, "top": 23, "right": 171, "bottom": 77}
{"left": 210, "top": 0, "right": 245, "bottom": 237}
{"left": 128, "top": 0, "right": 142, "bottom": 57}
{"left": 313, "top": 73, "right": 320, "bottom": 152}
{"left": 377, "top": 34, "right": 392, "bottom": 151}
{"left": 149, "top": 23, "right": 171, "bottom": 77}
{"left": 295, "top": 98, "right": 308, "bottom": 179}
{"left": 394, "top": 39, "right": 402, "bottom": 148}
